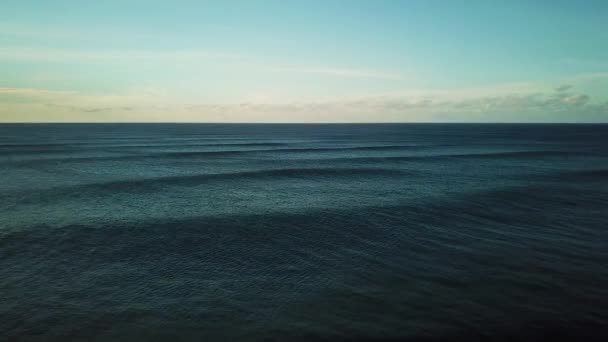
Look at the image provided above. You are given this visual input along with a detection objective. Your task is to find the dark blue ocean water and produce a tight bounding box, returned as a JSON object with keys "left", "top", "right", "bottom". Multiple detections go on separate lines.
{"left": 1, "top": 124, "right": 608, "bottom": 341}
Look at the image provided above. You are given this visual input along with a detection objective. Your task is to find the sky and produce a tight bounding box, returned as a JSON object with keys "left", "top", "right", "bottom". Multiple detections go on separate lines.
{"left": 0, "top": 0, "right": 607, "bottom": 123}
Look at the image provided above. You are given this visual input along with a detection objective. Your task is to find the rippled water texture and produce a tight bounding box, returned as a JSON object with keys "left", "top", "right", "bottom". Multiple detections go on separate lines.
{"left": 1, "top": 124, "right": 608, "bottom": 341}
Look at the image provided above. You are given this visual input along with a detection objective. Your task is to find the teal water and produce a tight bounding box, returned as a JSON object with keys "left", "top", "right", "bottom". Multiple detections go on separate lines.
{"left": 1, "top": 124, "right": 608, "bottom": 341}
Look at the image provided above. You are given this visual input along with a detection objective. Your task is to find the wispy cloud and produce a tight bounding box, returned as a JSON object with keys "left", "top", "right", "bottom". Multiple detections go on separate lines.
{"left": 263, "top": 65, "right": 406, "bottom": 80}
{"left": 0, "top": 45, "right": 405, "bottom": 81}
{"left": 0, "top": 47, "right": 241, "bottom": 63}
{"left": 0, "top": 87, "right": 75, "bottom": 97}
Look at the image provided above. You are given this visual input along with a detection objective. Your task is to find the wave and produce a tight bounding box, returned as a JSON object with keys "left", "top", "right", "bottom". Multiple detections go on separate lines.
{"left": 1, "top": 145, "right": 431, "bottom": 164}
{"left": 3, "top": 150, "right": 253, "bottom": 164}
{"left": 105, "top": 142, "right": 290, "bottom": 149}
{"left": 450, "top": 150, "right": 581, "bottom": 159}
{"left": 0, "top": 148, "right": 81, "bottom": 155}
{"left": 150, "top": 150, "right": 254, "bottom": 158}
{"left": 548, "top": 169, "right": 608, "bottom": 182}
{"left": 3, "top": 167, "right": 409, "bottom": 205}
{"left": 300, "top": 150, "right": 580, "bottom": 164}
{"left": 263, "top": 144, "right": 427, "bottom": 152}
{"left": 0, "top": 143, "right": 78, "bottom": 148}
{"left": 152, "top": 149, "right": 580, "bottom": 161}
{"left": 93, "top": 167, "right": 407, "bottom": 187}
{"left": 4, "top": 148, "right": 584, "bottom": 169}
{"left": 147, "top": 144, "right": 428, "bottom": 156}
{"left": 0, "top": 142, "right": 288, "bottom": 153}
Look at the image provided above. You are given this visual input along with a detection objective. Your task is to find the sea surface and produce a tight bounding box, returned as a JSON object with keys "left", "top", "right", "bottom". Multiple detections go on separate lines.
{"left": 1, "top": 123, "right": 608, "bottom": 341}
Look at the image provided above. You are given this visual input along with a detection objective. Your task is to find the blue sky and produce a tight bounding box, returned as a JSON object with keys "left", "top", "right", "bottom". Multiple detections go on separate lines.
{"left": 1, "top": 0, "right": 607, "bottom": 122}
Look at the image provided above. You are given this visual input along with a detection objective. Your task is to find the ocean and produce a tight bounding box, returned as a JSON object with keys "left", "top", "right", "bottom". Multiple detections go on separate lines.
{"left": 1, "top": 123, "right": 607, "bottom": 341}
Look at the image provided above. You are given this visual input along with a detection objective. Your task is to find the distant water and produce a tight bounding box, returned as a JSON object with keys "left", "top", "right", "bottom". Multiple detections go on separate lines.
{"left": 1, "top": 124, "right": 608, "bottom": 341}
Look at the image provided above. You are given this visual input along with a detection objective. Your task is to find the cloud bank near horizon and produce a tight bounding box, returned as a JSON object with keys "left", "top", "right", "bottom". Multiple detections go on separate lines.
{"left": 2, "top": 78, "right": 607, "bottom": 123}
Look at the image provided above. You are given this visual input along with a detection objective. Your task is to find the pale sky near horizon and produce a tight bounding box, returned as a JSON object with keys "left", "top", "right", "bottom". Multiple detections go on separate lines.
{"left": 1, "top": 0, "right": 607, "bottom": 123}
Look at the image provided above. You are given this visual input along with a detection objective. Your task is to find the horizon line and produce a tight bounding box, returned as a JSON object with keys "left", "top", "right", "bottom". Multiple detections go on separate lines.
{"left": 1, "top": 122, "right": 607, "bottom": 125}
